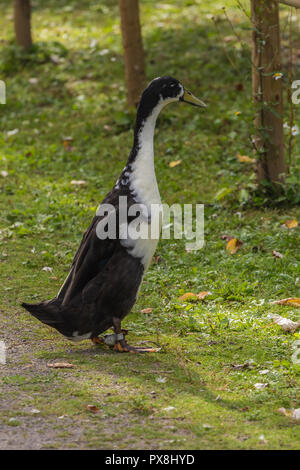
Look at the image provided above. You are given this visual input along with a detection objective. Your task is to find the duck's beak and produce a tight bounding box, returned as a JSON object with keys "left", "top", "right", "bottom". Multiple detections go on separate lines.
{"left": 180, "top": 89, "right": 207, "bottom": 108}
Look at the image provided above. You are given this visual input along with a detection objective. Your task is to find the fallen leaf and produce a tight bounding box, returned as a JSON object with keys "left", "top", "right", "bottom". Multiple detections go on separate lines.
{"left": 226, "top": 238, "right": 243, "bottom": 254}
{"left": 63, "top": 136, "right": 74, "bottom": 151}
{"left": 141, "top": 308, "right": 153, "bottom": 314}
{"left": 272, "top": 298, "right": 300, "bottom": 308}
{"left": 277, "top": 407, "right": 300, "bottom": 420}
{"left": 7, "top": 128, "right": 19, "bottom": 137}
{"left": 271, "top": 314, "right": 300, "bottom": 332}
{"left": 179, "top": 292, "right": 198, "bottom": 301}
{"left": 292, "top": 409, "right": 300, "bottom": 420}
{"left": 156, "top": 376, "right": 167, "bottom": 383}
{"left": 224, "top": 35, "right": 236, "bottom": 43}
{"left": 42, "top": 266, "right": 53, "bottom": 272}
{"left": 231, "top": 360, "right": 255, "bottom": 370}
{"left": 278, "top": 407, "right": 290, "bottom": 417}
{"left": 47, "top": 362, "right": 75, "bottom": 369}
{"left": 85, "top": 405, "right": 99, "bottom": 413}
{"left": 169, "top": 160, "right": 182, "bottom": 168}
{"left": 221, "top": 234, "right": 234, "bottom": 241}
{"left": 237, "top": 154, "right": 255, "bottom": 163}
{"left": 197, "top": 291, "right": 212, "bottom": 300}
{"left": 70, "top": 180, "right": 86, "bottom": 186}
{"left": 284, "top": 219, "right": 298, "bottom": 229}
{"left": 28, "top": 77, "right": 38, "bottom": 85}
{"left": 153, "top": 255, "right": 164, "bottom": 264}
{"left": 50, "top": 54, "right": 61, "bottom": 64}
{"left": 254, "top": 383, "right": 268, "bottom": 390}
{"left": 272, "top": 250, "right": 283, "bottom": 259}
{"left": 203, "top": 423, "right": 213, "bottom": 429}
{"left": 235, "top": 82, "right": 244, "bottom": 92}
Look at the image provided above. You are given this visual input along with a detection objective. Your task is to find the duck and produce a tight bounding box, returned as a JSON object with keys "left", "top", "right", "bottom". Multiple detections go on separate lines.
{"left": 22, "top": 76, "right": 206, "bottom": 353}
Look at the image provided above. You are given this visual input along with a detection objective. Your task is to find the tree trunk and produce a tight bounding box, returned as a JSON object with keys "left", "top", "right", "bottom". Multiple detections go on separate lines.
{"left": 251, "top": 0, "right": 285, "bottom": 185}
{"left": 14, "top": 0, "right": 32, "bottom": 50}
{"left": 119, "top": 0, "right": 146, "bottom": 107}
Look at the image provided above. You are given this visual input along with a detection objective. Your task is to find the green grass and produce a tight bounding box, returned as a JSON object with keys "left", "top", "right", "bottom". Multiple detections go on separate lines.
{"left": 0, "top": 0, "right": 300, "bottom": 450}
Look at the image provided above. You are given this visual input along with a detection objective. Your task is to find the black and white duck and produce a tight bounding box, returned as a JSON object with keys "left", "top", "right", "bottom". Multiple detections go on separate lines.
{"left": 22, "top": 76, "right": 206, "bottom": 353}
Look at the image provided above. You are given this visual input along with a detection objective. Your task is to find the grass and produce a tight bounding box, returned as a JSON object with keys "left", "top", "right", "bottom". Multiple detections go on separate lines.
{"left": 0, "top": 0, "right": 300, "bottom": 450}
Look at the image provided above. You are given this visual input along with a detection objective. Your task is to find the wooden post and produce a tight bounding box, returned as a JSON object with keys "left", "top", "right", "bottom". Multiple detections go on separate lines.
{"left": 251, "top": 0, "right": 285, "bottom": 185}
{"left": 119, "top": 0, "right": 146, "bottom": 107}
{"left": 13, "top": 0, "right": 33, "bottom": 50}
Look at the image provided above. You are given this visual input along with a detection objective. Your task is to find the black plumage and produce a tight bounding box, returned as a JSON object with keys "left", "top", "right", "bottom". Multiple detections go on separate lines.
{"left": 22, "top": 76, "right": 206, "bottom": 352}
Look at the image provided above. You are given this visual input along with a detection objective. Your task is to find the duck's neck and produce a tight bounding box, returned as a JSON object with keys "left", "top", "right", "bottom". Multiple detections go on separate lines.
{"left": 127, "top": 103, "right": 163, "bottom": 205}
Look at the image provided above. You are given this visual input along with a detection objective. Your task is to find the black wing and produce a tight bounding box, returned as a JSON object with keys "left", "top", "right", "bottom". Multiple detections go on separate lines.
{"left": 57, "top": 212, "right": 117, "bottom": 306}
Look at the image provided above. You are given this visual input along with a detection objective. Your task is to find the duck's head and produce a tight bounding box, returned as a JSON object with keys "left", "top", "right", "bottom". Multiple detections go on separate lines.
{"left": 138, "top": 76, "right": 207, "bottom": 118}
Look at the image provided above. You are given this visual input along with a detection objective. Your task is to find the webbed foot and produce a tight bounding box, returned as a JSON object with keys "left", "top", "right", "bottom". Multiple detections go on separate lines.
{"left": 91, "top": 337, "right": 104, "bottom": 345}
{"left": 113, "top": 338, "right": 158, "bottom": 353}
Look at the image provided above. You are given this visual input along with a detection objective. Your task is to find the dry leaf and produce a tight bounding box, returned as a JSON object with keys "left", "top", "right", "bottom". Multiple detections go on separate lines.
{"left": 278, "top": 407, "right": 290, "bottom": 417}
{"left": 28, "top": 77, "right": 38, "bottom": 85}
{"left": 141, "top": 308, "right": 153, "bottom": 314}
{"left": 231, "top": 361, "right": 255, "bottom": 370}
{"left": 224, "top": 35, "right": 236, "bottom": 43}
{"left": 47, "top": 362, "right": 75, "bottom": 369}
{"left": 156, "top": 376, "right": 167, "bottom": 383}
{"left": 153, "top": 255, "right": 164, "bottom": 264}
{"left": 70, "top": 180, "right": 86, "bottom": 186}
{"left": 284, "top": 219, "right": 298, "bottom": 229}
{"left": 169, "top": 160, "right": 182, "bottom": 168}
{"left": 197, "top": 291, "right": 212, "bottom": 300}
{"left": 221, "top": 234, "right": 234, "bottom": 241}
{"left": 7, "top": 128, "right": 19, "bottom": 137}
{"left": 179, "top": 292, "right": 211, "bottom": 302}
{"left": 272, "top": 250, "right": 283, "bottom": 259}
{"left": 278, "top": 407, "right": 300, "bottom": 420}
{"left": 271, "top": 314, "right": 300, "bottom": 332}
{"left": 292, "top": 409, "right": 300, "bottom": 420}
{"left": 254, "top": 383, "right": 268, "bottom": 390}
{"left": 179, "top": 292, "right": 198, "bottom": 301}
{"left": 85, "top": 404, "right": 99, "bottom": 413}
{"left": 63, "top": 136, "right": 74, "bottom": 151}
{"left": 237, "top": 154, "right": 255, "bottom": 163}
{"left": 226, "top": 238, "right": 243, "bottom": 254}
{"left": 272, "top": 298, "right": 300, "bottom": 308}
{"left": 42, "top": 266, "right": 53, "bottom": 272}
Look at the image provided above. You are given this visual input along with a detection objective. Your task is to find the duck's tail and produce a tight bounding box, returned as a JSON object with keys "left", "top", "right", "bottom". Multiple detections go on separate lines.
{"left": 21, "top": 299, "right": 64, "bottom": 332}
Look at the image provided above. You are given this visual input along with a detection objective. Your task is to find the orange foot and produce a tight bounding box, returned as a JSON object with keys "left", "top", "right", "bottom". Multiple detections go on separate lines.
{"left": 113, "top": 339, "right": 158, "bottom": 353}
{"left": 91, "top": 337, "right": 104, "bottom": 345}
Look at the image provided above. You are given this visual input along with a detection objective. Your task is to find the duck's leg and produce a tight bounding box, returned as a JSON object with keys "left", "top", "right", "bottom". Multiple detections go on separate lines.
{"left": 112, "top": 317, "right": 157, "bottom": 353}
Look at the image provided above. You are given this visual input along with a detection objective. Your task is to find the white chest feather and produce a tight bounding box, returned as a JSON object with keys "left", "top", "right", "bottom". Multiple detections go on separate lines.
{"left": 121, "top": 107, "right": 162, "bottom": 269}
